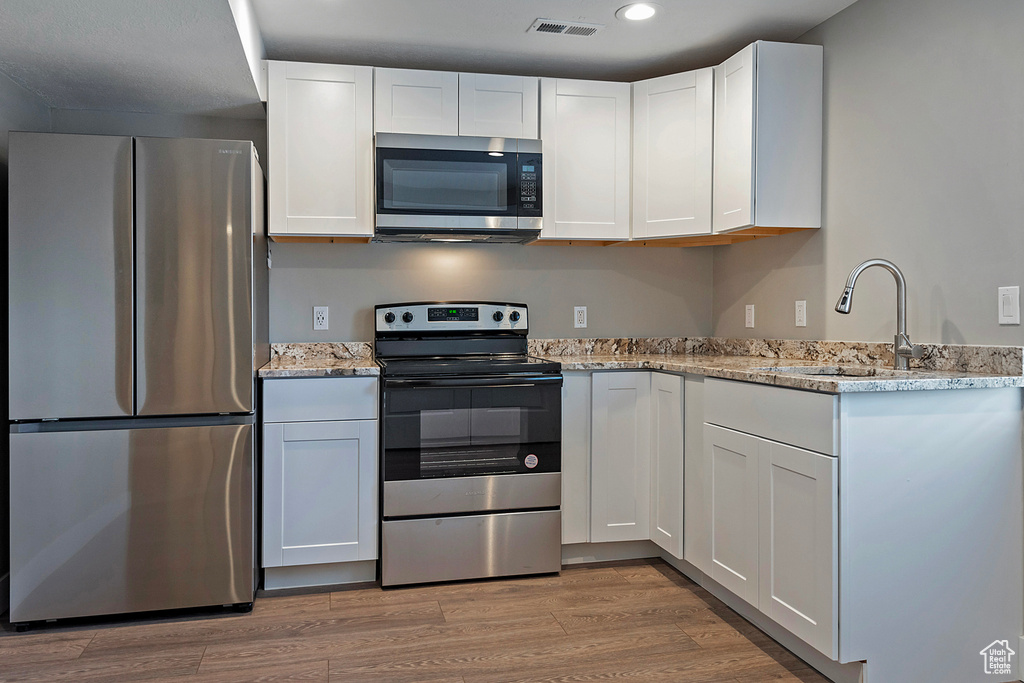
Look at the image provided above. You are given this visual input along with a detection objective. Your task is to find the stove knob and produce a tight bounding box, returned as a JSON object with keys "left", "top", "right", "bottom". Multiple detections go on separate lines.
{"left": 383, "top": 312, "right": 396, "bottom": 324}
{"left": 509, "top": 310, "right": 521, "bottom": 323}
{"left": 492, "top": 311, "right": 504, "bottom": 322}
{"left": 402, "top": 311, "right": 414, "bottom": 323}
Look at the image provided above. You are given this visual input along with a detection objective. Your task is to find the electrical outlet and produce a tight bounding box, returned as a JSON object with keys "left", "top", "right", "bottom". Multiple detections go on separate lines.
{"left": 313, "top": 306, "right": 329, "bottom": 331}
{"left": 574, "top": 306, "right": 587, "bottom": 329}
{"left": 745, "top": 304, "right": 755, "bottom": 329}
{"left": 795, "top": 300, "right": 807, "bottom": 327}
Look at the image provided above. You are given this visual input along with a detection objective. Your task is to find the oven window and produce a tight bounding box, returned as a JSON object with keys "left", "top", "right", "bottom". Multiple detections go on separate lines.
{"left": 383, "top": 383, "right": 561, "bottom": 480}
{"left": 377, "top": 148, "right": 518, "bottom": 216}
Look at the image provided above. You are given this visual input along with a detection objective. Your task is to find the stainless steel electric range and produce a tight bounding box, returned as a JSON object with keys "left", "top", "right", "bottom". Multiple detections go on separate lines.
{"left": 375, "top": 302, "right": 562, "bottom": 587}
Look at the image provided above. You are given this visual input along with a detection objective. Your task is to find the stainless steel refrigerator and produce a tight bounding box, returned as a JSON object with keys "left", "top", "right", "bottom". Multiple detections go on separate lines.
{"left": 8, "top": 133, "right": 269, "bottom": 624}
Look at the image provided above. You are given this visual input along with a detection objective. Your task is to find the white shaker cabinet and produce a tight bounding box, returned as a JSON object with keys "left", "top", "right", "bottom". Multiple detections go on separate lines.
{"left": 632, "top": 69, "right": 714, "bottom": 238}
{"left": 649, "top": 372, "right": 685, "bottom": 558}
{"left": 561, "top": 372, "right": 592, "bottom": 545}
{"left": 705, "top": 424, "right": 762, "bottom": 606}
{"left": 590, "top": 371, "right": 651, "bottom": 542}
{"left": 459, "top": 73, "right": 539, "bottom": 139}
{"left": 374, "top": 68, "right": 459, "bottom": 135}
{"left": 262, "top": 378, "right": 378, "bottom": 587}
{"left": 702, "top": 379, "right": 838, "bottom": 659}
{"left": 712, "top": 41, "right": 823, "bottom": 234}
{"left": 267, "top": 61, "right": 374, "bottom": 237}
{"left": 539, "top": 78, "right": 632, "bottom": 240}
{"left": 758, "top": 439, "right": 838, "bottom": 658}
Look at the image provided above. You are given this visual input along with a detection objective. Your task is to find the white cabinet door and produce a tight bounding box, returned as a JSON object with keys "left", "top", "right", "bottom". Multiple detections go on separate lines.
{"left": 375, "top": 68, "right": 459, "bottom": 135}
{"left": 759, "top": 440, "right": 838, "bottom": 659}
{"left": 591, "top": 371, "right": 651, "bottom": 542}
{"left": 705, "top": 423, "right": 761, "bottom": 606}
{"left": 267, "top": 61, "right": 373, "bottom": 236}
{"left": 713, "top": 42, "right": 823, "bottom": 233}
{"left": 540, "top": 78, "right": 631, "bottom": 240}
{"left": 683, "top": 375, "right": 711, "bottom": 572}
{"left": 650, "top": 373, "right": 684, "bottom": 558}
{"left": 632, "top": 69, "right": 713, "bottom": 238}
{"left": 561, "top": 372, "right": 592, "bottom": 545}
{"left": 712, "top": 44, "right": 755, "bottom": 233}
{"left": 459, "top": 73, "right": 539, "bottom": 139}
{"left": 263, "top": 420, "right": 378, "bottom": 568}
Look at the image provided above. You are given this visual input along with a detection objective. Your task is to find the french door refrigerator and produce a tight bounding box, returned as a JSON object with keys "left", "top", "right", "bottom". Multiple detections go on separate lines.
{"left": 8, "top": 133, "right": 269, "bottom": 625}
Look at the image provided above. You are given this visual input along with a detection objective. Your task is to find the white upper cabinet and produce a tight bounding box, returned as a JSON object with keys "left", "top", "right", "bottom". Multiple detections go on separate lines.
{"left": 459, "top": 73, "right": 539, "bottom": 139}
{"left": 375, "top": 68, "right": 460, "bottom": 135}
{"left": 539, "top": 78, "right": 632, "bottom": 240}
{"left": 632, "top": 69, "right": 713, "bottom": 239}
{"left": 267, "top": 61, "right": 374, "bottom": 236}
{"left": 713, "top": 41, "right": 823, "bottom": 233}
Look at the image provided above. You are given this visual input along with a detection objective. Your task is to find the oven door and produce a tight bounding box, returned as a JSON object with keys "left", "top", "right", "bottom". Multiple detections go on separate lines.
{"left": 381, "top": 374, "right": 562, "bottom": 516}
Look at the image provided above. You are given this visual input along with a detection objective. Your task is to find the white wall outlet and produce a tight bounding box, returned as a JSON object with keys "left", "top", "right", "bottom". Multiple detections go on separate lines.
{"left": 574, "top": 306, "right": 588, "bottom": 329}
{"left": 745, "top": 304, "right": 755, "bottom": 329}
{"left": 998, "top": 286, "right": 1020, "bottom": 325}
{"left": 795, "top": 300, "right": 807, "bottom": 327}
{"left": 313, "top": 306, "right": 329, "bottom": 331}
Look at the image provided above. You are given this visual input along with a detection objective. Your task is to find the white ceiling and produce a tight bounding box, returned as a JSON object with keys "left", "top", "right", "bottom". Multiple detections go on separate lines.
{"left": 0, "top": 0, "right": 859, "bottom": 119}
{"left": 252, "top": 0, "right": 859, "bottom": 81}
{"left": 0, "top": 0, "right": 263, "bottom": 117}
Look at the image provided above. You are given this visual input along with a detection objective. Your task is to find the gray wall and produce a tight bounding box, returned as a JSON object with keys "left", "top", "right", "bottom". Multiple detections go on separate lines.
{"left": 1, "top": 69, "right": 51, "bottom": 605}
{"left": 269, "top": 242, "right": 714, "bottom": 341}
{"left": 50, "top": 109, "right": 267, "bottom": 162}
{"left": 712, "top": 0, "right": 1024, "bottom": 345}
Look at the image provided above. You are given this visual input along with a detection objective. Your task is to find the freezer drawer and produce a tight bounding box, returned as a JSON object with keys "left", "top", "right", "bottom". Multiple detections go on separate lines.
{"left": 10, "top": 424, "right": 254, "bottom": 623}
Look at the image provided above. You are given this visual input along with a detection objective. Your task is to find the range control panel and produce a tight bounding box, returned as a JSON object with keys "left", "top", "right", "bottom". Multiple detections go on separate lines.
{"left": 376, "top": 302, "right": 528, "bottom": 333}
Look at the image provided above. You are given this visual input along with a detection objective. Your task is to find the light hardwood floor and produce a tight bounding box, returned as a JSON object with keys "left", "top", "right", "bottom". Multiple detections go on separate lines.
{"left": 0, "top": 559, "right": 829, "bottom": 682}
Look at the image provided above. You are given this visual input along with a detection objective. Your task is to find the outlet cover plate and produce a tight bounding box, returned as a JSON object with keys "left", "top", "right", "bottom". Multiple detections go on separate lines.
{"left": 313, "top": 306, "right": 329, "bottom": 331}
{"left": 574, "top": 306, "right": 587, "bottom": 329}
{"left": 795, "top": 300, "right": 807, "bottom": 327}
{"left": 745, "top": 304, "right": 755, "bottom": 329}
{"left": 999, "top": 286, "right": 1020, "bottom": 325}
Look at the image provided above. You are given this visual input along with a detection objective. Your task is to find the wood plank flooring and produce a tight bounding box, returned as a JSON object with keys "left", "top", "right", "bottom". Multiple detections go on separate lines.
{"left": 0, "top": 559, "right": 830, "bottom": 682}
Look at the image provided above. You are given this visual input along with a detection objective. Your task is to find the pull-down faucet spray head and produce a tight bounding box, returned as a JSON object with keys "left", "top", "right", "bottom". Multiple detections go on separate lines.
{"left": 835, "top": 287, "right": 854, "bottom": 314}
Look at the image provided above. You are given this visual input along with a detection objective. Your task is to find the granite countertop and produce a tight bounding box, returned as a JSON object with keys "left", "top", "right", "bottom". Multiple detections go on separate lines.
{"left": 544, "top": 353, "right": 1024, "bottom": 393}
{"left": 259, "top": 338, "right": 1024, "bottom": 393}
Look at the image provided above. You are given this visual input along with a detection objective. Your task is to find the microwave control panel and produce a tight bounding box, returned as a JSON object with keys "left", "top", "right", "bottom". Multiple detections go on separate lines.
{"left": 517, "top": 154, "right": 543, "bottom": 218}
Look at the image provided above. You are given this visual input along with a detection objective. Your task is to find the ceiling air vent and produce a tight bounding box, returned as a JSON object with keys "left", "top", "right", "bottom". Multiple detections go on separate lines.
{"left": 528, "top": 18, "right": 604, "bottom": 37}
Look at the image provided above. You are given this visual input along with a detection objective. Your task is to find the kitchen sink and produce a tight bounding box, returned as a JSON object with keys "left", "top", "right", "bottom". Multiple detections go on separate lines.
{"left": 754, "top": 365, "right": 916, "bottom": 378}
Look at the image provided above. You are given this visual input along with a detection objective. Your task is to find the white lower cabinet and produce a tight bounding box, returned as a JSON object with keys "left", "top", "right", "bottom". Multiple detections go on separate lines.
{"left": 758, "top": 439, "right": 837, "bottom": 658}
{"left": 703, "top": 384, "right": 838, "bottom": 660}
{"left": 560, "top": 372, "right": 592, "bottom": 544}
{"left": 706, "top": 424, "right": 761, "bottom": 605}
{"left": 649, "top": 372, "right": 685, "bottom": 558}
{"left": 590, "top": 372, "right": 651, "bottom": 542}
{"left": 262, "top": 378, "right": 378, "bottom": 587}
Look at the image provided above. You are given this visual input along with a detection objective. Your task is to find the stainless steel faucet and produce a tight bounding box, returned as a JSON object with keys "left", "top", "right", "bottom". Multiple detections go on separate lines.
{"left": 834, "top": 258, "right": 922, "bottom": 370}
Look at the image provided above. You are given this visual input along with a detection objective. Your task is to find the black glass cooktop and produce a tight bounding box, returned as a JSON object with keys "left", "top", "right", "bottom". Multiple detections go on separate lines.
{"left": 377, "top": 355, "right": 561, "bottom": 377}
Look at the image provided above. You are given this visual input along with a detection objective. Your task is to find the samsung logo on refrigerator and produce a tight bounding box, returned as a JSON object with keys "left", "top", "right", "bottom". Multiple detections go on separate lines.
{"left": 218, "top": 149, "right": 245, "bottom": 154}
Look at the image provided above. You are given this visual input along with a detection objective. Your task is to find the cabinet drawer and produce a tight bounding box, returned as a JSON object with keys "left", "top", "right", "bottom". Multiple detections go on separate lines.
{"left": 704, "top": 378, "right": 837, "bottom": 455}
{"left": 263, "top": 377, "right": 378, "bottom": 423}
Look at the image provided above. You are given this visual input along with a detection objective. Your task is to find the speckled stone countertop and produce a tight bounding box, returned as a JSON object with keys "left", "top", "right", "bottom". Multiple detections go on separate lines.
{"left": 259, "top": 342, "right": 378, "bottom": 377}
{"left": 260, "top": 338, "right": 1024, "bottom": 392}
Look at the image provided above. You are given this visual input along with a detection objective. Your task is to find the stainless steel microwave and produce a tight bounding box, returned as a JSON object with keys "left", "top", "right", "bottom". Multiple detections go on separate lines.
{"left": 374, "top": 133, "right": 542, "bottom": 243}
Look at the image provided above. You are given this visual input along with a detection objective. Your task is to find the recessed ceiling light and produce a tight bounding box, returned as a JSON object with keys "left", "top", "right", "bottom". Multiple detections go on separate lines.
{"left": 615, "top": 3, "right": 660, "bottom": 21}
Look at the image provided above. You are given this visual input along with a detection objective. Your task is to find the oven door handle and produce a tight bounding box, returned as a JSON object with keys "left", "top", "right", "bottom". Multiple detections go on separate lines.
{"left": 382, "top": 375, "right": 563, "bottom": 389}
